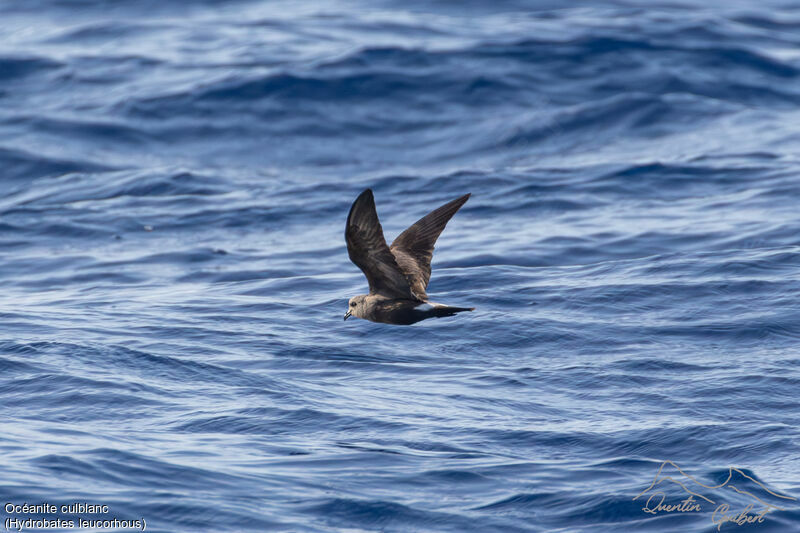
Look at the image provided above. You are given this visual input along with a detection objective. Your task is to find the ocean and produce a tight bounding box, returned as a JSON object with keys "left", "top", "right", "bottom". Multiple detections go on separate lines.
{"left": 1, "top": 1, "right": 799, "bottom": 531}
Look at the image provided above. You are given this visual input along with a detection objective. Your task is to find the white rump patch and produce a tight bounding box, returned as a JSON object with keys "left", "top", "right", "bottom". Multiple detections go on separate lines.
{"left": 415, "top": 303, "right": 434, "bottom": 311}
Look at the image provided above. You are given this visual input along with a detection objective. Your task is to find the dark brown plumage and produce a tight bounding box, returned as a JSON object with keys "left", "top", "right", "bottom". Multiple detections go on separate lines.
{"left": 344, "top": 189, "right": 473, "bottom": 325}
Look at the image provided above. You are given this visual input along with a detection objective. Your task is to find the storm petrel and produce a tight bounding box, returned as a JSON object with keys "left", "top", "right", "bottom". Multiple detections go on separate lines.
{"left": 344, "top": 189, "right": 474, "bottom": 325}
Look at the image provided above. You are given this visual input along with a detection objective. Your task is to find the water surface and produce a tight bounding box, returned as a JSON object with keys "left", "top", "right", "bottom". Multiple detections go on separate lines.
{"left": 1, "top": 1, "right": 800, "bottom": 531}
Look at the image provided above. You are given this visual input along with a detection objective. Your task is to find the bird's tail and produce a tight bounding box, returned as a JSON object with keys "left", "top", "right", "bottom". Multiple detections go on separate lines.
{"left": 432, "top": 305, "right": 475, "bottom": 318}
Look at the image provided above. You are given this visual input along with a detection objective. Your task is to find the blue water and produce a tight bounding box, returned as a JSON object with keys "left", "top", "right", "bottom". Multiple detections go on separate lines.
{"left": 2, "top": 1, "right": 800, "bottom": 531}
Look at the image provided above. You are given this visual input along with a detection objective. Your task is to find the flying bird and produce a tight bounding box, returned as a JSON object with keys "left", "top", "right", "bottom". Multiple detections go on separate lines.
{"left": 344, "top": 189, "right": 474, "bottom": 325}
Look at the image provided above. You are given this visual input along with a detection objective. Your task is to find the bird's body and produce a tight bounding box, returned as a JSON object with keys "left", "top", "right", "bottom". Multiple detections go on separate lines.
{"left": 344, "top": 189, "right": 473, "bottom": 325}
{"left": 348, "top": 295, "right": 474, "bottom": 325}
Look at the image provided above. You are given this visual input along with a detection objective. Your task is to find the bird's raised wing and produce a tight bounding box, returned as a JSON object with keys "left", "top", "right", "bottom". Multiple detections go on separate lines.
{"left": 390, "top": 193, "right": 470, "bottom": 299}
{"left": 346, "top": 189, "right": 417, "bottom": 300}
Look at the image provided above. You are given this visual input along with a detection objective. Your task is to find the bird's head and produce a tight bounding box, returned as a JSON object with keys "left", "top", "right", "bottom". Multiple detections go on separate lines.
{"left": 344, "top": 294, "right": 368, "bottom": 321}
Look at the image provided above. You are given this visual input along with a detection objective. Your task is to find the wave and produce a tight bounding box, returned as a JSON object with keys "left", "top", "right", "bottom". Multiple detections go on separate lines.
{"left": 3, "top": 2, "right": 800, "bottom": 532}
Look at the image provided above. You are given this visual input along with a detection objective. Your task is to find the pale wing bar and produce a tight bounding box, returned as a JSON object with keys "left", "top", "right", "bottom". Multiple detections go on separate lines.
{"left": 390, "top": 193, "right": 470, "bottom": 296}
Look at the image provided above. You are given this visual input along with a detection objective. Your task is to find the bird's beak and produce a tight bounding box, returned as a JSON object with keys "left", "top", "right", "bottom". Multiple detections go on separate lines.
{"left": 343, "top": 311, "right": 351, "bottom": 321}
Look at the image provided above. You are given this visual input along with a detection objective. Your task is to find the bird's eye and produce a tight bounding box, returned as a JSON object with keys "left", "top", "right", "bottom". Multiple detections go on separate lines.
{"left": 350, "top": 302, "right": 355, "bottom": 307}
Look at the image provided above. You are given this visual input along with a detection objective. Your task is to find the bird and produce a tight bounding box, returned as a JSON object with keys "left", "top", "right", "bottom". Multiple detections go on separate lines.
{"left": 344, "top": 189, "right": 474, "bottom": 325}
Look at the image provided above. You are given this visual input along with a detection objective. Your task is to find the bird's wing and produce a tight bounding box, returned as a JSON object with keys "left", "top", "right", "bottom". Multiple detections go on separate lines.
{"left": 346, "top": 189, "right": 417, "bottom": 300}
{"left": 390, "top": 193, "right": 470, "bottom": 298}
